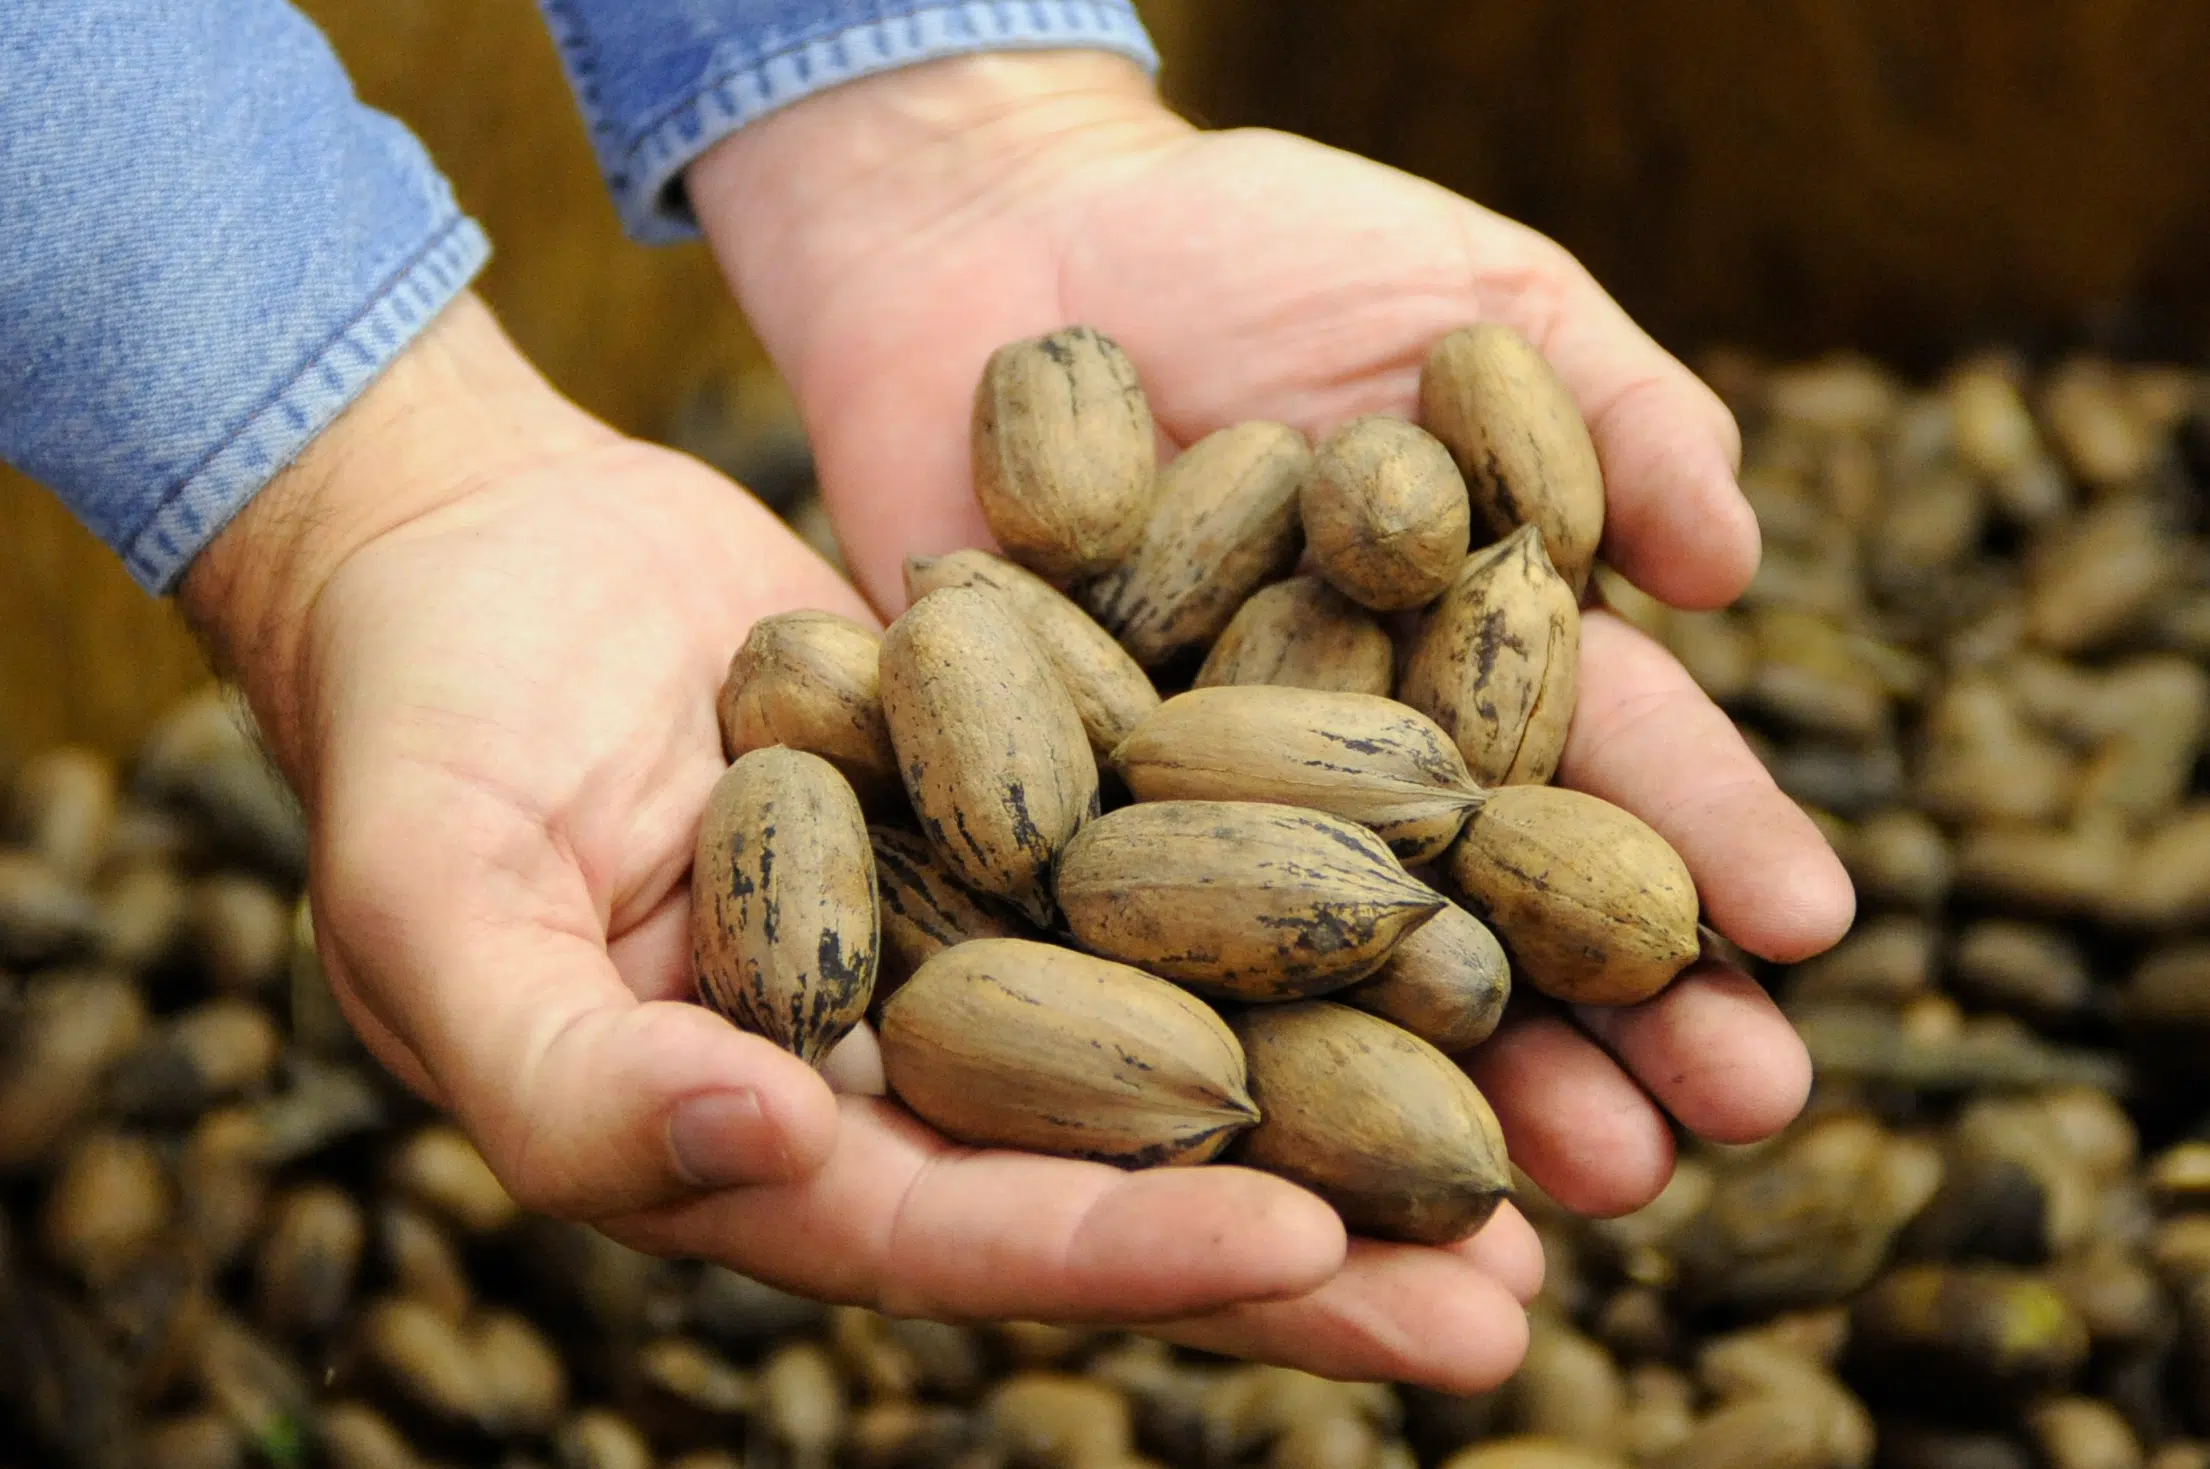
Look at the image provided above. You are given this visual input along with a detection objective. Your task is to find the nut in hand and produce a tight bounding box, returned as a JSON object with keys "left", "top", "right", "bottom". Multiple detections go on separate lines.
{"left": 692, "top": 747, "right": 879, "bottom": 1066}
{"left": 1055, "top": 801, "right": 1444, "bottom": 1001}
{"left": 879, "top": 938, "right": 1257, "bottom": 1167}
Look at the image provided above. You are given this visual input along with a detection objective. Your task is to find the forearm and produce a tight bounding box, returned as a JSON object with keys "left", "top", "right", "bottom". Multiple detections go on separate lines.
{"left": 0, "top": 0, "right": 487, "bottom": 595}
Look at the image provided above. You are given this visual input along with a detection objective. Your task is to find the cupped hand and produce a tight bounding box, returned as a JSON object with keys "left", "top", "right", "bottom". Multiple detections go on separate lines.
{"left": 693, "top": 51, "right": 1856, "bottom": 1374}
{"left": 181, "top": 293, "right": 1536, "bottom": 1396}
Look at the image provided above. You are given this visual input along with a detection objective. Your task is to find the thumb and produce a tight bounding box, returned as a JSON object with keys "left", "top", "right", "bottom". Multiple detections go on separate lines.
{"left": 315, "top": 783, "right": 841, "bottom": 1220}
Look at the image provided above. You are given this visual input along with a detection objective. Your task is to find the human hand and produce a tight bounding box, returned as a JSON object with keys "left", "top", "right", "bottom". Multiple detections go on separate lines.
{"left": 179, "top": 292, "right": 1541, "bottom": 1395}
{"left": 690, "top": 51, "right": 1856, "bottom": 1378}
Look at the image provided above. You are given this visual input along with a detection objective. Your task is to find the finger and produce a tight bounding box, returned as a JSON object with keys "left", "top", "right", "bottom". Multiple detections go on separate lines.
{"left": 317, "top": 773, "right": 841, "bottom": 1218}
{"left": 1576, "top": 962, "right": 1812, "bottom": 1146}
{"left": 1463, "top": 1014, "right": 1675, "bottom": 1218}
{"left": 1449, "top": 1199, "right": 1544, "bottom": 1306}
{"left": 1150, "top": 1239, "right": 1531, "bottom": 1395}
{"left": 605, "top": 1097, "right": 1348, "bottom": 1322}
{"left": 1563, "top": 611, "right": 1856, "bottom": 962}
{"left": 1486, "top": 238, "right": 1758, "bottom": 608}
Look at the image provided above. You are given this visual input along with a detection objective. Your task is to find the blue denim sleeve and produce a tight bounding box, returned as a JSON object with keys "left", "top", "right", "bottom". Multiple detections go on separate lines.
{"left": 535, "top": 1, "right": 1159, "bottom": 245}
{"left": 0, "top": 1, "right": 489, "bottom": 594}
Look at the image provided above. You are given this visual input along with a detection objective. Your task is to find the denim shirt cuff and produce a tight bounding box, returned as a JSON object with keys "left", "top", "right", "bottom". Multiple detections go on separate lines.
{"left": 123, "top": 217, "right": 490, "bottom": 593}
{"left": 537, "top": 1, "right": 1160, "bottom": 246}
{"left": 0, "top": 0, "right": 497, "bottom": 597}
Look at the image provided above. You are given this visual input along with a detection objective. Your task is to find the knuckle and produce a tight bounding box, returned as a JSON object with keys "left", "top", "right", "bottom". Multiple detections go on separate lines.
{"left": 494, "top": 1127, "right": 591, "bottom": 1220}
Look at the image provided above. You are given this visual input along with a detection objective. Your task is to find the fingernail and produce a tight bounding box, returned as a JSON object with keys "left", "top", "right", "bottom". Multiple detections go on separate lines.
{"left": 669, "top": 1089, "right": 796, "bottom": 1189}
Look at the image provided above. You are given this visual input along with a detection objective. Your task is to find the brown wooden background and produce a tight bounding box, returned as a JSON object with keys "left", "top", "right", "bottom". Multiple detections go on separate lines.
{"left": 1187, "top": 1, "right": 2210, "bottom": 369}
{"left": 7, "top": 0, "right": 2209, "bottom": 761}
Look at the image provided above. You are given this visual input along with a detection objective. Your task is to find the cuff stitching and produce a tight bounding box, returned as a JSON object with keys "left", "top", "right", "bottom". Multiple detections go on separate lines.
{"left": 548, "top": 0, "right": 1158, "bottom": 246}
{"left": 121, "top": 213, "right": 490, "bottom": 594}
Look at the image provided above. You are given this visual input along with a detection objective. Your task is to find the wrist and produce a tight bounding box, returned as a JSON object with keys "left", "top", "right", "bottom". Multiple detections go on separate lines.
{"left": 178, "top": 293, "right": 611, "bottom": 784}
{"left": 687, "top": 51, "right": 1189, "bottom": 366}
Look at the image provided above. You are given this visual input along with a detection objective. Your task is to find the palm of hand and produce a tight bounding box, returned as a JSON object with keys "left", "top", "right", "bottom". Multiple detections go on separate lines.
{"left": 303, "top": 128, "right": 1854, "bottom": 1394}
{"left": 774, "top": 121, "right": 1851, "bottom": 1180}
{"left": 771, "top": 129, "right": 1752, "bottom": 609}
{"left": 301, "top": 435, "right": 1538, "bottom": 1389}
{"left": 300, "top": 438, "right": 866, "bottom": 1108}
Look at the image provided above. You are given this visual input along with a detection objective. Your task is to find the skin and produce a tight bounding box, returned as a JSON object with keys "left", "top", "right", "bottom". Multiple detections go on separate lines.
{"left": 179, "top": 51, "right": 1854, "bottom": 1394}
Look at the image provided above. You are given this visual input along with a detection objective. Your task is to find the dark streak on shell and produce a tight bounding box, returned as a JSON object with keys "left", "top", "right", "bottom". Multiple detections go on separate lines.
{"left": 1111, "top": 686, "right": 1488, "bottom": 864}
{"left": 1419, "top": 323, "right": 1606, "bottom": 596}
{"left": 692, "top": 748, "right": 879, "bottom": 1066}
{"left": 971, "top": 327, "right": 1158, "bottom": 583}
{"left": 1194, "top": 576, "right": 1397, "bottom": 698}
{"left": 1081, "top": 422, "right": 1312, "bottom": 666}
{"left": 904, "top": 549, "right": 1161, "bottom": 762}
{"left": 879, "top": 588, "right": 1099, "bottom": 928}
{"left": 1338, "top": 899, "right": 1512, "bottom": 1052}
{"left": 867, "top": 826, "right": 1036, "bottom": 1012}
{"left": 1054, "top": 801, "right": 1444, "bottom": 1000}
{"left": 1398, "top": 526, "right": 1580, "bottom": 787}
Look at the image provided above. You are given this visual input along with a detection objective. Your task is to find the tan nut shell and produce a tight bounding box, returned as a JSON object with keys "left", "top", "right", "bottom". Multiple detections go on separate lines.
{"left": 0, "top": 850, "right": 100, "bottom": 967}
{"left": 1111, "top": 686, "right": 1486, "bottom": 864}
{"left": 1338, "top": 900, "right": 1511, "bottom": 1052}
{"left": 1446, "top": 785, "right": 1700, "bottom": 1006}
{"left": 971, "top": 326, "right": 1157, "bottom": 582}
{"left": 868, "top": 826, "right": 1034, "bottom": 997}
{"left": 879, "top": 938, "right": 1258, "bottom": 1167}
{"left": 1230, "top": 1002, "right": 1512, "bottom": 1244}
{"left": 1301, "top": 416, "right": 1472, "bottom": 611}
{"left": 1420, "top": 323, "right": 1606, "bottom": 595}
{"left": 1054, "top": 800, "right": 1443, "bottom": 1000}
{"left": 691, "top": 748, "right": 879, "bottom": 1065}
{"left": 1082, "top": 422, "right": 1312, "bottom": 666}
{"left": 904, "top": 549, "right": 1160, "bottom": 760}
{"left": 879, "top": 587, "right": 1099, "bottom": 927}
{"left": 1399, "top": 526, "right": 1581, "bottom": 786}
{"left": 1195, "top": 576, "right": 1397, "bottom": 698}
{"left": 717, "top": 611, "right": 900, "bottom": 808}
{"left": 1441, "top": 1445, "right": 1628, "bottom": 1469}
{"left": 7, "top": 747, "right": 116, "bottom": 883}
